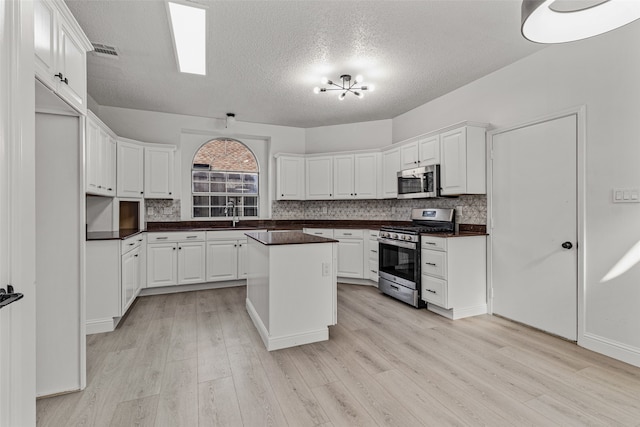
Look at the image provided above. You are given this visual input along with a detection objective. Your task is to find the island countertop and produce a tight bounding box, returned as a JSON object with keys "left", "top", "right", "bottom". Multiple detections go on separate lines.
{"left": 245, "top": 231, "right": 338, "bottom": 245}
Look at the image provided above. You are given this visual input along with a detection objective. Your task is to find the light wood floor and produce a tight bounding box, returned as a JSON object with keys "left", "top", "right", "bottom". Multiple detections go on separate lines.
{"left": 37, "top": 284, "right": 640, "bottom": 426}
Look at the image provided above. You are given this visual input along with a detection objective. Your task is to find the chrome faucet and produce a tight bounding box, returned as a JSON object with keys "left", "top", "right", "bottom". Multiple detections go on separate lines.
{"left": 225, "top": 201, "right": 239, "bottom": 227}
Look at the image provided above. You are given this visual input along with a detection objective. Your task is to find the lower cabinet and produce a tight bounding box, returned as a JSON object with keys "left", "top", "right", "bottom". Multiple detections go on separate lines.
{"left": 147, "top": 232, "right": 206, "bottom": 287}
{"left": 86, "top": 232, "right": 145, "bottom": 334}
{"left": 420, "top": 234, "right": 487, "bottom": 319}
{"left": 206, "top": 230, "right": 265, "bottom": 281}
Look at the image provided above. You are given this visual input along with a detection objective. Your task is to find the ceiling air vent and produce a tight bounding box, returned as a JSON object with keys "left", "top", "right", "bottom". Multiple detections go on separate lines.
{"left": 91, "top": 43, "right": 119, "bottom": 59}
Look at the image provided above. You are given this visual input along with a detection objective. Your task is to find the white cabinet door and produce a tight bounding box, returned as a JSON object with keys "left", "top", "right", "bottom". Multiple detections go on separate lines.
{"left": 337, "top": 239, "right": 364, "bottom": 278}
{"left": 237, "top": 239, "right": 249, "bottom": 279}
{"left": 440, "top": 127, "right": 466, "bottom": 195}
{"left": 85, "top": 118, "right": 100, "bottom": 194}
{"left": 354, "top": 153, "right": 377, "bottom": 199}
{"left": 34, "top": 0, "right": 57, "bottom": 90}
{"left": 56, "top": 19, "right": 87, "bottom": 113}
{"left": 117, "top": 140, "right": 144, "bottom": 198}
{"left": 306, "top": 156, "right": 333, "bottom": 199}
{"left": 178, "top": 241, "right": 206, "bottom": 285}
{"left": 122, "top": 247, "right": 140, "bottom": 314}
{"left": 206, "top": 240, "right": 239, "bottom": 282}
{"left": 333, "top": 154, "right": 355, "bottom": 199}
{"left": 400, "top": 141, "right": 419, "bottom": 169}
{"left": 147, "top": 243, "right": 178, "bottom": 287}
{"left": 418, "top": 135, "right": 440, "bottom": 165}
{"left": 381, "top": 147, "right": 401, "bottom": 198}
{"left": 144, "top": 147, "right": 174, "bottom": 199}
{"left": 105, "top": 135, "right": 117, "bottom": 197}
{"left": 276, "top": 156, "right": 305, "bottom": 200}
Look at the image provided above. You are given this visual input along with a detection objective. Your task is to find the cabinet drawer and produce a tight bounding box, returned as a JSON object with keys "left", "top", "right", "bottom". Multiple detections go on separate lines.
{"left": 368, "top": 259, "right": 379, "bottom": 281}
{"left": 369, "top": 230, "right": 379, "bottom": 239}
{"left": 421, "top": 275, "right": 448, "bottom": 308}
{"left": 303, "top": 228, "right": 334, "bottom": 238}
{"left": 421, "top": 235, "right": 447, "bottom": 251}
{"left": 334, "top": 229, "right": 364, "bottom": 239}
{"left": 368, "top": 242, "right": 379, "bottom": 260}
{"left": 421, "top": 250, "right": 447, "bottom": 279}
{"left": 148, "top": 231, "right": 205, "bottom": 243}
{"left": 121, "top": 234, "right": 144, "bottom": 254}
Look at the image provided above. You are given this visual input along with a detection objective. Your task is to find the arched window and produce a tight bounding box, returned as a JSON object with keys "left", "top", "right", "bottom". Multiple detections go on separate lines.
{"left": 192, "top": 139, "right": 259, "bottom": 218}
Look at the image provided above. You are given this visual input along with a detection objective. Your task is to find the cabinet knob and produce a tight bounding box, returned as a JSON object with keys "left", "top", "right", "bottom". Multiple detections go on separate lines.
{"left": 54, "top": 72, "right": 63, "bottom": 81}
{"left": 172, "top": 247, "right": 176, "bottom": 250}
{"left": 98, "top": 185, "right": 102, "bottom": 189}
{"left": 169, "top": 192, "right": 172, "bottom": 195}
{"left": 108, "top": 188, "right": 113, "bottom": 191}
{"left": 178, "top": 247, "right": 182, "bottom": 250}
{"left": 134, "top": 254, "right": 138, "bottom": 257}
{"left": 140, "top": 191, "right": 144, "bottom": 194}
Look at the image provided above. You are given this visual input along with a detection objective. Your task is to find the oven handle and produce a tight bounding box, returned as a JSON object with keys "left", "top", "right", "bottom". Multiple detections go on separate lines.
{"left": 377, "top": 237, "right": 417, "bottom": 250}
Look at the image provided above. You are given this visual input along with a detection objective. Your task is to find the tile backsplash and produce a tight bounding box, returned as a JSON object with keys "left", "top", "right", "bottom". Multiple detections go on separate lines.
{"left": 146, "top": 199, "right": 181, "bottom": 222}
{"left": 146, "top": 196, "right": 487, "bottom": 224}
{"left": 272, "top": 195, "right": 487, "bottom": 224}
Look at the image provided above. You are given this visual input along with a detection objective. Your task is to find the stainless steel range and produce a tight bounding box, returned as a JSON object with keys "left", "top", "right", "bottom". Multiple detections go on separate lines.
{"left": 378, "top": 208, "right": 455, "bottom": 307}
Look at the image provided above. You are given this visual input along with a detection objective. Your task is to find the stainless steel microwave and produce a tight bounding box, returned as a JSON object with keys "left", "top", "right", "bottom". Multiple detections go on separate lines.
{"left": 397, "top": 165, "right": 440, "bottom": 199}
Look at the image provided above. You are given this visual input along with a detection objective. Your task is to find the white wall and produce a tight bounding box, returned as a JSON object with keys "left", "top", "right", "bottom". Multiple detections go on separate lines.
{"left": 305, "top": 119, "right": 392, "bottom": 154}
{"left": 393, "top": 21, "right": 640, "bottom": 365}
{"left": 97, "top": 106, "right": 306, "bottom": 219}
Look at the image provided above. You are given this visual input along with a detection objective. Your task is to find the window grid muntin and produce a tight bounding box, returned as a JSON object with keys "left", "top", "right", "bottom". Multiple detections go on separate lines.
{"left": 192, "top": 170, "right": 259, "bottom": 218}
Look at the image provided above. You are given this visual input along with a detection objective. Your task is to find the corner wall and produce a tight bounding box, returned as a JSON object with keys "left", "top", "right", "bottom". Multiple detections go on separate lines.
{"left": 392, "top": 21, "right": 640, "bottom": 365}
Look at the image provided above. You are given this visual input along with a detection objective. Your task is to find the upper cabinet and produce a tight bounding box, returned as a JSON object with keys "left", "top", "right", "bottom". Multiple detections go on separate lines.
{"left": 381, "top": 147, "right": 401, "bottom": 199}
{"left": 400, "top": 135, "right": 440, "bottom": 169}
{"left": 117, "top": 139, "right": 145, "bottom": 198}
{"left": 34, "top": 0, "right": 92, "bottom": 114}
{"left": 275, "top": 155, "right": 305, "bottom": 200}
{"left": 145, "top": 146, "right": 175, "bottom": 199}
{"left": 440, "top": 126, "right": 487, "bottom": 196}
{"left": 86, "top": 112, "right": 116, "bottom": 197}
{"left": 306, "top": 156, "right": 333, "bottom": 200}
{"left": 333, "top": 153, "right": 378, "bottom": 200}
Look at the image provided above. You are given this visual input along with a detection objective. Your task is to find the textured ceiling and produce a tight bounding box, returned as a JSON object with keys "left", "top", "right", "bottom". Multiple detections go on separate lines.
{"left": 65, "top": 0, "right": 545, "bottom": 128}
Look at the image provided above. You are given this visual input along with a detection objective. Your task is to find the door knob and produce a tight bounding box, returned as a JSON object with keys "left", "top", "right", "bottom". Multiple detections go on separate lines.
{"left": 562, "top": 241, "right": 573, "bottom": 249}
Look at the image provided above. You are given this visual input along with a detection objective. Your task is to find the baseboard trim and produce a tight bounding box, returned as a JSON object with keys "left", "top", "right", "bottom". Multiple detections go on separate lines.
{"left": 246, "top": 298, "right": 329, "bottom": 351}
{"left": 139, "top": 280, "right": 245, "bottom": 296}
{"left": 86, "top": 318, "right": 116, "bottom": 335}
{"left": 338, "top": 277, "right": 377, "bottom": 286}
{"left": 428, "top": 303, "right": 487, "bottom": 320}
{"left": 581, "top": 332, "right": 640, "bottom": 368}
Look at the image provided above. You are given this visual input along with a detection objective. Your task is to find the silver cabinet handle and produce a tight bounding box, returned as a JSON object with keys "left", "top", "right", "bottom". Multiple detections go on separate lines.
{"left": 186, "top": 235, "right": 198, "bottom": 239}
{"left": 425, "top": 262, "right": 437, "bottom": 266}
{"left": 343, "top": 233, "right": 352, "bottom": 236}
{"left": 128, "top": 242, "right": 135, "bottom": 246}
{"left": 370, "top": 249, "right": 377, "bottom": 253}
{"left": 425, "top": 289, "right": 436, "bottom": 294}
{"left": 424, "top": 241, "right": 436, "bottom": 245}
{"left": 156, "top": 237, "right": 168, "bottom": 240}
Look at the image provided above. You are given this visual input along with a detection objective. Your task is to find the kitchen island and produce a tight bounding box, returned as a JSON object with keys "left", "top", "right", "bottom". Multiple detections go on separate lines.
{"left": 245, "top": 231, "right": 338, "bottom": 351}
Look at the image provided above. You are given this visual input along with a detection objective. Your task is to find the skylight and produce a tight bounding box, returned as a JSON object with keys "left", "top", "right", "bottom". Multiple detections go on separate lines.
{"left": 167, "top": 1, "right": 206, "bottom": 75}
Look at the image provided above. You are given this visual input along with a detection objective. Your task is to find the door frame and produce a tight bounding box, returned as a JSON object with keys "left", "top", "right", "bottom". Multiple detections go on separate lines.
{"left": 486, "top": 106, "right": 586, "bottom": 345}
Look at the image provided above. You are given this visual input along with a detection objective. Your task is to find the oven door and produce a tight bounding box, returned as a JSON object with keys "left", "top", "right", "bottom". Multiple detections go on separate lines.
{"left": 377, "top": 238, "right": 420, "bottom": 288}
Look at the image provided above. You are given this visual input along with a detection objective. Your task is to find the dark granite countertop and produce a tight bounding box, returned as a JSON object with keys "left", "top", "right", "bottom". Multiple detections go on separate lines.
{"left": 246, "top": 231, "right": 338, "bottom": 245}
{"left": 87, "top": 229, "right": 143, "bottom": 241}
{"left": 421, "top": 231, "right": 488, "bottom": 238}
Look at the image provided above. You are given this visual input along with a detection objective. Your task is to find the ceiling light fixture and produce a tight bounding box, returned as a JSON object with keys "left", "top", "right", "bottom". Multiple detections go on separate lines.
{"left": 521, "top": 0, "right": 640, "bottom": 43}
{"left": 225, "top": 113, "right": 235, "bottom": 129}
{"left": 167, "top": 1, "right": 206, "bottom": 75}
{"left": 313, "top": 74, "right": 375, "bottom": 100}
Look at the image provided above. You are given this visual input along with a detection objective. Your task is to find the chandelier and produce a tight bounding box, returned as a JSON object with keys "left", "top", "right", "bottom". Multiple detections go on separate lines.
{"left": 313, "top": 74, "right": 375, "bottom": 100}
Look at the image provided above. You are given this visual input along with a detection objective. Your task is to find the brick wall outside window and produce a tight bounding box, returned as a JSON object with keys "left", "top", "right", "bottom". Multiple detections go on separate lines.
{"left": 193, "top": 139, "right": 258, "bottom": 172}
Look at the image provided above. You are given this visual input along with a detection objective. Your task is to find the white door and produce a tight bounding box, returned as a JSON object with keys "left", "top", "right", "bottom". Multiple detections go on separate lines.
{"left": 491, "top": 114, "right": 577, "bottom": 340}
{"left": 117, "top": 140, "right": 144, "bottom": 198}
{"left": 145, "top": 147, "right": 174, "bottom": 199}
{"left": 237, "top": 240, "right": 249, "bottom": 279}
{"left": 381, "top": 147, "right": 400, "bottom": 198}
{"left": 1, "top": 0, "right": 37, "bottom": 423}
{"left": 305, "top": 156, "right": 333, "bottom": 199}
{"left": 206, "top": 240, "right": 239, "bottom": 281}
{"left": 354, "top": 153, "right": 377, "bottom": 199}
{"left": 418, "top": 135, "right": 440, "bottom": 165}
{"left": 121, "top": 248, "right": 138, "bottom": 313}
{"left": 178, "top": 241, "right": 206, "bottom": 284}
{"left": 147, "top": 243, "right": 178, "bottom": 287}
{"left": 333, "top": 154, "right": 355, "bottom": 199}
{"left": 440, "top": 127, "right": 467, "bottom": 195}
{"left": 337, "top": 239, "right": 364, "bottom": 278}
{"left": 276, "top": 156, "right": 304, "bottom": 200}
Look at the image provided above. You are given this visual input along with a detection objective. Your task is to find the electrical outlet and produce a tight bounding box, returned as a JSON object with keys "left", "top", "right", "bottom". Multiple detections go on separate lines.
{"left": 147, "top": 207, "right": 154, "bottom": 215}
{"left": 321, "top": 206, "right": 328, "bottom": 214}
{"left": 322, "top": 262, "right": 330, "bottom": 277}
{"left": 456, "top": 206, "right": 463, "bottom": 218}
{"left": 613, "top": 188, "right": 640, "bottom": 203}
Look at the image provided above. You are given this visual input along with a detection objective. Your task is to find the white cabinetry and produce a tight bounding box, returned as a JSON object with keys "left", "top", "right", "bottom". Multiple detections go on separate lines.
{"left": 147, "top": 232, "right": 206, "bottom": 287}
{"left": 381, "top": 147, "right": 401, "bottom": 198}
{"left": 366, "top": 230, "right": 379, "bottom": 282}
{"left": 117, "top": 139, "right": 145, "bottom": 198}
{"left": 440, "top": 126, "right": 486, "bottom": 195}
{"left": 86, "top": 232, "right": 146, "bottom": 334}
{"left": 401, "top": 135, "right": 440, "bottom": 169}
{"left": 306, "top": 156, "right": 333, "bottom": 199}
{"left": 275, "top": 155, "right": 305, "bottom": 200}
{"left": 400, "top": 141, "right": 419, "bottom": 169}
{"left": 86, "top": 112, "right": 116, "bottom": 197}
{"left": 34, "top": 0, "right": 91, "bottom": 114}
{"left": 420, "top": 235, "right": 487, "bottom": 319}
{"left": 334, "top": 229, "right": 364, "bottom": 278}
{"left": 144, "top": 146, "right": 175, "bottom": 199}
{"left": 333, "top": 153, "right": 378, "bottom": 199}
{"left": 206, "top": 230, "right": 266, "bottom": 282}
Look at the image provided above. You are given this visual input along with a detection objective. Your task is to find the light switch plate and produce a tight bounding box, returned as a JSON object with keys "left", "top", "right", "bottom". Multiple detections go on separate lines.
{"left": 613, "top": 188, "right": 640, "bottom": 203}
